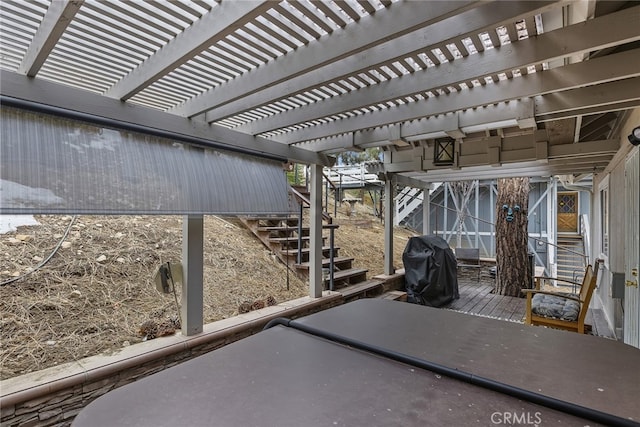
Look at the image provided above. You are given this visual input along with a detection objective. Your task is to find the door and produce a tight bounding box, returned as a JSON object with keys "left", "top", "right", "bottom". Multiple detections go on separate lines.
{"left": 625, "top": 148, "right": 640, "bottom": 348}
{"left": 557, "top": 192, "right": 579, "bottom": 233}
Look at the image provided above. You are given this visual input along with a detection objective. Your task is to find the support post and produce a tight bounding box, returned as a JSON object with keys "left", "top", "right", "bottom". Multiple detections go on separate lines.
{"left": 548, "top": 177, "right": 558, "bottom": 281}
{"left": 384, "top": 176, "right": 395, "bottom": 275}
{"left": 422, "top": 184, "right": 431, "bottom": 235}
{"left": 444, "top": 183, "right": 449, "bottom": 241}
{"left": 181, "top": 215, "right": 204, "bottom": 336}
{"left": 475, "top": 180, "right": 480, "bottom": 249}
{"left": 490, "top": 183, "right": 496, "bottom": 257}
{"left": 310, "top": 164, "right": 323, "bottom": 298}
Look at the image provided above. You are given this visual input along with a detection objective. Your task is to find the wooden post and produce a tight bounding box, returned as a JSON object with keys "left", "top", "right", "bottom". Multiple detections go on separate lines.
{"left": 309, "top": 164, "right": 323, "bottom": 298}
{"left": 384, "top": 176, "right": 395, "bottom": 275}
{"left": 422, "top": 185, "right": 431, "bottom": 235}
{"left": 181, "top": 215, "right": 204, "bottom": 336}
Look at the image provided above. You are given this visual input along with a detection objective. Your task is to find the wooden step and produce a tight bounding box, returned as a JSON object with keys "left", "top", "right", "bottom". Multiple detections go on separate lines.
{"left": 295, "top": 256, "right": 354, "bottom": 270}
{"left": 242, "top": 216, "right": 300, "bottom": 227}
{"left": 331, "top": 268, "right": 368, "bottom": 287}
{"left": 258, "top": 226, "right": 307, "bottom": 233}
{"left": 257, "top": 224, "right": 338, "bottom": 233}
{"left": 557, "top": 253, "right": 584, "bottom": 258}
{"left": 340, "top": 279, "right": 384, "bottom": 300}
{"left": 268, "top": 236, "right": 326, "bottom": 244}
{"left": 281, "top": 246, "right": 339, "bottom": 257}
{"left": 556, "top": 268, "right": 585, "bottom": 278}
{"left": 557, "top": 260, "right": 585, "bottom": 268}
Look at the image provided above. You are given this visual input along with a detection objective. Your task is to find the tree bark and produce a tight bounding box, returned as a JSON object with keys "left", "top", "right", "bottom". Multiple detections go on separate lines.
{"left": 495, "top": 177, "right": 530, "bottom": 297}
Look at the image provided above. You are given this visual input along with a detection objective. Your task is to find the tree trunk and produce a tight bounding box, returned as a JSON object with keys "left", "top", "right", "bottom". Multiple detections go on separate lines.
{"left": 495, "top": 177, "right": 530, "bottom": 297}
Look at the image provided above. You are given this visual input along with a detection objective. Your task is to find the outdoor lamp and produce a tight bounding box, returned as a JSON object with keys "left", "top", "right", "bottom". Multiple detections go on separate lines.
{"left": 628, "top": 126, "right": 640, "bottom": 146}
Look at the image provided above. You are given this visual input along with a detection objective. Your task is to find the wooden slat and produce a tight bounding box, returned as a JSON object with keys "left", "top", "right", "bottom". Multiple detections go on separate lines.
{"left": 439, "top": 276, "right": 614, "bottom": 338}
{"left": 295, "top": 256, "right": 354, "bottom": 269}
{"left": 457, "top": 284, "right": 494, "bottom": 313}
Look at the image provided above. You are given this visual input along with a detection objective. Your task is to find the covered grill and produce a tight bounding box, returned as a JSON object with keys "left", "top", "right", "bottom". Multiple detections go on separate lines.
{"left": 402, "top": 235, "right": 459, "bottom": 307}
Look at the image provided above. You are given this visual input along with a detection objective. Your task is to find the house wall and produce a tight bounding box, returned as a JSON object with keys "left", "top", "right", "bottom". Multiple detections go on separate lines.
{"left": 592, "top": 107, "right": 640, "bottom": 338}
{"left": 407, "top": 181, "right": 550, "bottom": 262}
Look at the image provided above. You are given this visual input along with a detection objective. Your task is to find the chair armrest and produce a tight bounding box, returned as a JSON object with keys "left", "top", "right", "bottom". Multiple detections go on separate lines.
{"left": 521, "top": 289, "right": 582, "bottom": 303}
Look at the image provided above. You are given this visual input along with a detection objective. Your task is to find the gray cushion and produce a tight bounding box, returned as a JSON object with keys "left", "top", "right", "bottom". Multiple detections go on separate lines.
{"left": 531, "top": 293, "right": 580, "bottom": 321}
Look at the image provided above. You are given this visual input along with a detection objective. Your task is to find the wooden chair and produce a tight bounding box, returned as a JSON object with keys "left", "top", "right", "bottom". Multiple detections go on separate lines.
{"left": 522, "top": 259, "right": 602, "bottom": 334}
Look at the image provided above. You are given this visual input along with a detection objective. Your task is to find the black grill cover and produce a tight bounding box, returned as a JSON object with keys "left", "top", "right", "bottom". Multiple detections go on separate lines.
{"left": 402, "top": 235, "right": 459, "bottom": 307}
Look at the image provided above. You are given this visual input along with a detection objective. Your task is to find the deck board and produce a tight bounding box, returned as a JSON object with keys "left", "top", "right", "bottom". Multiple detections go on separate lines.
{"left": 443, "top": 278, "right": 617, "bottom": 337}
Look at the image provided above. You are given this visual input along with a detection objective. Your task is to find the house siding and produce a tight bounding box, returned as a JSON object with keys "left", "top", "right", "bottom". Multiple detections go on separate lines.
{"left": 592, "top": 107, "right": 640, "bottom": 339}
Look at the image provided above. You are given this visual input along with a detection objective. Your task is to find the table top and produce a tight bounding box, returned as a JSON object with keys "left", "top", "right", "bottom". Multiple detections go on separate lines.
{"left": 73, "top": 299, "right": 640, "bottom": 427}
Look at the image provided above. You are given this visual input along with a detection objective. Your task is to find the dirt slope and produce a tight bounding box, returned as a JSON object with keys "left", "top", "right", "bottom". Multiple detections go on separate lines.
{"left": 0, "top": 205, "right": 416, "bottom": 379}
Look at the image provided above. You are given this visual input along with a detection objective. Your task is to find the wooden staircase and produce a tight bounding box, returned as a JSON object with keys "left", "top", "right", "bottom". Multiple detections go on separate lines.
{"left": 556, "top": 234, "right": 587, "bottom": 283}
{"left": 238, "top": 186, "right": 369, "bottom": 290}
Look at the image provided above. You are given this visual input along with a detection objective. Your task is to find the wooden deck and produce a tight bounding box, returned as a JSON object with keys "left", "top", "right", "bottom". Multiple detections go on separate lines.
{"left": 443, "top": 282, "right": 526, "bottom": 323}
{"left": 442, "top": 280, "right": 617, "bottom": 339}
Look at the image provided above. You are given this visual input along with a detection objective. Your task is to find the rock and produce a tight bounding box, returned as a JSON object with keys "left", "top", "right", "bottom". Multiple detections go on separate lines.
{"left": 46, "top": 340, "right": 56, "bottom": 346}
{"left": 53, "top": 233, "right": 63, "bottom": 239}
{"left": 116, "top": 257, "right": 125, "bottom": 263}
{"left": 10, "top": 271, "right": 20, "bottom": 277}
{"left": 7, "top": 238, "right": 21, "bottom": 245}
{"left": 96, "top": 255, "right": 107, "bottom": 263}
{"left": 114, "top": 232, "right": 124, "bottom": 238}
{"left": 32, "top": 256, "right": 43, "bottom": 262}
{"left": 61, "top": 241, "right": 72, "bottom": 249}
{"left": 15, "top": 234, "right": 32, "bottom": 242}
{"left": 69, "top": 290, "right": 82, "bottom": 298}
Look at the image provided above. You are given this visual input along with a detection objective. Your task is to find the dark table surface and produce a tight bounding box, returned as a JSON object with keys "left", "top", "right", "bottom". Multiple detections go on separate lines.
{"left": 73, "top": 299, "right": 640, "bottom": 427}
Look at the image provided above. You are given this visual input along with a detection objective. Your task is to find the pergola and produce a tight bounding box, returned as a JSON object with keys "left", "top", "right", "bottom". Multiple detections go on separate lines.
{"left": 1, "top": 0, "right": 639, "bottom": 335}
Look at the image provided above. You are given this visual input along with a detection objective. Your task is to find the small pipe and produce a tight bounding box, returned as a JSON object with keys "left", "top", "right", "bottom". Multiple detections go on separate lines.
{"left": 264, "top": 317, "right": 637, "bottom": 427}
